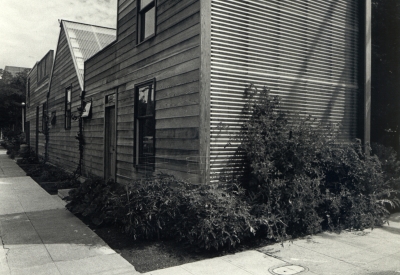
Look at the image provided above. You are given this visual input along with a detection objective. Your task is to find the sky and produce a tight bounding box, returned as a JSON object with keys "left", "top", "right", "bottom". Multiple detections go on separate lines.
{"left": 0, "top": 0, "right": 118, "bottom": 70}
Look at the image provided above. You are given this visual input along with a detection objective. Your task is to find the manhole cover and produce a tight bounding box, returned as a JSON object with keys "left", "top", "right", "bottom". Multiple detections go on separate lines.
{"left": 269, "top": 264, "right": 307, "bottom": 275}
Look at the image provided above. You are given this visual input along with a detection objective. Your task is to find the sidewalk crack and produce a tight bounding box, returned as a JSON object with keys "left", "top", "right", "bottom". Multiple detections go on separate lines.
{"left": 0, "top": 233, "right": 11, "bottom": 274}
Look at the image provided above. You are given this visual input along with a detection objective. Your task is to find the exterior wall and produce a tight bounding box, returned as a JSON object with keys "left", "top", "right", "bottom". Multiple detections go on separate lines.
{"left": 26, "top": 50, "right": 53, "bottom": 158}
{"left": 47, "top": 27, "right": 81, "bottom": 173}
{"left": 208, "top": 0, "right": 364, "bottom": 178}
{"left": 84, "top": 0, "right": 202, "bottom": 183}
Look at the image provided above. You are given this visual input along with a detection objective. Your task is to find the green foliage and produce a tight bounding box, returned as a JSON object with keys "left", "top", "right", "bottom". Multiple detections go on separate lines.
{"left": 237, "top": 86, "right": 398, "bottom": 237}
{"left": 25, "top": 163, "right": 72, "bottom": 182}
{"left": 66, "top": 174, "right": 265, "bottom": 250}
{"left": 109, "top": 174, "right": 184, "bottom": 240}
{"left": 66, "top": 177, "right": 117, "bottom": 226}
{"left": 175, "top": 183, "right": 261, "bottom": 250}
{"left": 1, "top": 129, "right": 25, "bottom": 157}
{"left": 371, "top": 143, "right": 400, "bottom": 210}
{"left": 0, "top": 70, "right": 28, "bottom": 130}
{"left": 17, "top": 148, "right": 40, "bottom": 164}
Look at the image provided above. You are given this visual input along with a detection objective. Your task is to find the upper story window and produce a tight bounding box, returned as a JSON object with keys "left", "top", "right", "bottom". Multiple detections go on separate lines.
{"left": 137, "top": 0, "right": 156, "bottom": 43}
{"left": 65, "top": 87, "right": 72, "bottom": 130}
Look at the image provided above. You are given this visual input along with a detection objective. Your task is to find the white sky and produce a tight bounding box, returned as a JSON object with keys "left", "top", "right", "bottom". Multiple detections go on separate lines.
{"left": 0, "top": 0, "right": 118, "bottom": 70}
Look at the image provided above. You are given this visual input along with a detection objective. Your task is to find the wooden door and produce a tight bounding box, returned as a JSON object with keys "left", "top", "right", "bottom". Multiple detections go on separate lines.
{"left": 104, "top": 106, "right": 116, "bottom": 181}
{"left": 35, "top": 106, "right": 39, "bottom": 154}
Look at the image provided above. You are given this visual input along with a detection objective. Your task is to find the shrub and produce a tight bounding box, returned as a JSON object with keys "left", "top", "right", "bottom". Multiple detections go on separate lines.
{"left": 108, "top": 174, "right": 185, "bottom": 240}
{"left": 66, "top": 177, "right": 117, "bottom": 226}
{"left": 175, "top": 183, "right": 261, "bottom": 250}
{"left": 320, "top": 141, "right": 398, "bottom": 230}
{"left": 66, "top": 174, "right": 265, "bottom": 250}
{"left": 371, "top": 143, "right": 400, "bottom": 211}
{"left": 17, "top": 148, "right": 39, "bottom": 164}
{"left": 237, "top": 85, "right": 398, "bottom": 237}
{"left": 25, "top": 163, "right": 71, "bottom": 182}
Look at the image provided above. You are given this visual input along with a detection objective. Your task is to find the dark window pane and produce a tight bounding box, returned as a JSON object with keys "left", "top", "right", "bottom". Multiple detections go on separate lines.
{"left": 143, "top": 7, "right": 155, "bottom": 39}
{"left": 138, "top": 85, "right": 154, "bottom": 117}
{"left": 140, "top": 118, "right": 155, "bottom": 156}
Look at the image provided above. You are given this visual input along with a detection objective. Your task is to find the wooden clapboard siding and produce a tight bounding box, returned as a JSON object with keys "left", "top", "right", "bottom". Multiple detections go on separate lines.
{"left": 26, "top": 50, "right": 53, "bottom": 158}
{"left": 209, "top": 0, "right": 362, "bottom": 178}
{"left": 84, "top": 0, "right": 202, "bottom": 183}
{"left": 47, "top": 27, "right": 80, "bottom": 173}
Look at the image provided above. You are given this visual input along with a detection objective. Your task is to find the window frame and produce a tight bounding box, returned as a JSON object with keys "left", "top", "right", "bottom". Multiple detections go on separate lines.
{"left": 134, "top": 79, "right": 156, "bottom": 168}
{"left": 136, "top": 0, "right": 156, "bottom": 44}
{"left": 27, "top": 78, "right": 30, "bottom": 107}
{"left": 65, "top": 86, "right": 72, "bottom": 130}
{"left": 42, "top": 102, "right": 47, "bottom": 133}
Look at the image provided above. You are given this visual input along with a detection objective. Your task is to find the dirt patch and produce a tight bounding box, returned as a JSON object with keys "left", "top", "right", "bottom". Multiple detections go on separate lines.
{"left": 76, "top": 215, "right": 273, "bottom": 273}
{"left": 92, "top": 225, "right": 220, "bottom": 272}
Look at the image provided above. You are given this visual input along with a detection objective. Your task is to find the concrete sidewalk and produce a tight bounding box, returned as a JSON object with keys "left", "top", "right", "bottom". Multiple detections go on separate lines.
{"left": 144, "top": 221, "right": 400, "bottom": 275}
{"left": 0, "top": 147, "right": 399, "bottom": 274}
{"left": 0, "top": 149, "right": 138, "bottom": 275}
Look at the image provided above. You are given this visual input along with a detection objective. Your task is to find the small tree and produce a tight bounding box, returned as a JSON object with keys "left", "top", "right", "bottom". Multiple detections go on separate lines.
{"left": 0, "top": 70, "right": 28, "bottom": 132}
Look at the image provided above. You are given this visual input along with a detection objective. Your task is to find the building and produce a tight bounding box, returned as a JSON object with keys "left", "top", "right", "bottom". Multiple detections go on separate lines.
{"left": 79, "top": 0, "right": 371, "bottom": 184}
{"left": 26, "top": 50, "right": 54, "bottom": 156}
{"left": 46, "top": 20, "right": 116, "bottom": 173}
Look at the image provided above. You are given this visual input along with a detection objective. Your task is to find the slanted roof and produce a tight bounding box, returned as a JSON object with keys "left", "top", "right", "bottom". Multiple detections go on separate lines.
{"left": 61, "top": 20, "right": 116, "bottom": 90}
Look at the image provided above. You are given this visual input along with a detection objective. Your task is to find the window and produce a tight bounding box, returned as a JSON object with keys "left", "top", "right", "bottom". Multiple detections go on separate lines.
{"left": 37, "top": 51, "right": 52, "bottom": 84}
{"left": 137, "top": 0, "right": 156, "bottom": 43}
{"left": 42, "top": 102, "right": 47, "bottom": 133}
{"left": 50, "top": 111, "right": 56, "bottom": 125}
{"left": 65, "top": 87, "right": 72, "bottom": 130}
{"left": 27, "top": 78, "right": 30, "bottom": 107}
{"left": 135, "top": 81, "right": 155, "bottom": 166}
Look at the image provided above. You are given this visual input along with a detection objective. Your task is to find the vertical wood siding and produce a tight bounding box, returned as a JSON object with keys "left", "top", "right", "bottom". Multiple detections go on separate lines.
{"left": 209, "top": 0, "right": 361, "bottom": 177}
{"left": 47, "top": 27, "right": 81, "bottom": 172}
{"left": 84, "top": 0, "right": 202, "bottom": 183}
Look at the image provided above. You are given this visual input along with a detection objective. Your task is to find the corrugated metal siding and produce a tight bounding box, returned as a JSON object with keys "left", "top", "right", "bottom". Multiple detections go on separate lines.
{"left": 210, "top": 0, "right": 361, "bottom": 176}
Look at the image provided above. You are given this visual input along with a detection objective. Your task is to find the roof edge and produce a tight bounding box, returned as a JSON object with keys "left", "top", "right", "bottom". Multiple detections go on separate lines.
{"left": 59, "top": 19, "right": 116, "bottom": 31}
{"left": 62, "top": 21, "right": 84, "bottom": 90}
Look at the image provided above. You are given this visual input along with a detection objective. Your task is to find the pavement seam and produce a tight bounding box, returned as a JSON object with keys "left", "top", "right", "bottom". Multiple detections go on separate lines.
{"left": 0, "top": 233, "right": 11, "bottom": 274}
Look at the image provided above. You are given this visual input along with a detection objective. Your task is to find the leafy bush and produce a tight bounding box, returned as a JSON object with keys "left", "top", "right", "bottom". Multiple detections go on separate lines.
{"left": 66, "top": 177, "right": 118, "bottom": 226}
{"left": 66, "top": 174, "right": 265, "bottom": 250}
{"left": 175, "top": 183, "right": 261, "bottom": 250}
{"left": 371, "top": 143, "right": 400, "bottom": 211}
{"left": 320, "top": 141, "right": 397, "bottom": 230}
{"left": 25, "top": 163, "right": 71, "bottom": 182}
{"left": 108, "top": 174, "right": 184, "bottom": 240}
{"left": 237, "top": 86, "right": 398, "bottom": 237}
{"left": 17, "top": 148, "right": 40, "bottom": 164}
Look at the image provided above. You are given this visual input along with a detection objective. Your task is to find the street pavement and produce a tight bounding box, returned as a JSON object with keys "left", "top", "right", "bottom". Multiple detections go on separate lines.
{"left": 0, "top": 146, "right": 399, "bottom": 274}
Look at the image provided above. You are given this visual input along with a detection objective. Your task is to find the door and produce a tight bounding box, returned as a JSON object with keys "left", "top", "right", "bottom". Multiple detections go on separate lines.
{"left": 104, "top": 106, "right": 116, "bottom": 181}
{"left": 35, "top": 106, "right": 39, "bottom": 154}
